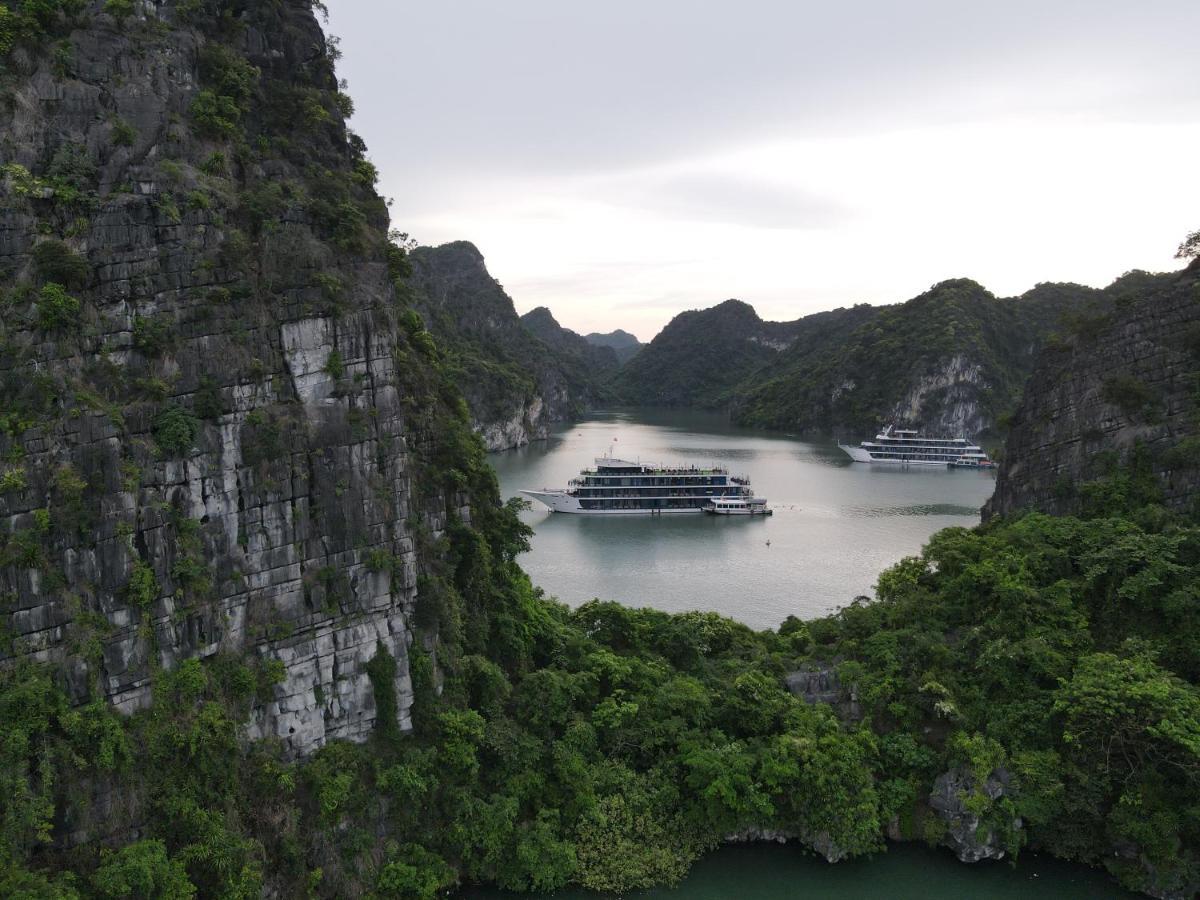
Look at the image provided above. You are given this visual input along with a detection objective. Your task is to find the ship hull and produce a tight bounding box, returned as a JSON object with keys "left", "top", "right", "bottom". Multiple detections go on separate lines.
{"left": 520, "top": 490, "right": 707, "bottom": 515}
{"left": 839, "top": 445, "right": 965, "bottom": 466}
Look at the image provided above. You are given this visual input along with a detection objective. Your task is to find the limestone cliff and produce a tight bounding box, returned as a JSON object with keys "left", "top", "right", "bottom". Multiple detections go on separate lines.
{"left": 612, "top": 298, "right": 827, "bottom": 407}
{"left": 408, "top": 242, "right": 610, "bottom": 450}
{"left": 616, "top": 281, "right": 1107, "bottom": 440}
{"left": 732, "top": 279, "right": 1108, "bottom": 441}
{"left": 985, "top": 261, "right": 1200, "bottom": 519}
{"left": 519, "top": 305, "right": 620, "bottom": 374}
{"left": 0, "top": 0, "right": 476, "bottom": 759}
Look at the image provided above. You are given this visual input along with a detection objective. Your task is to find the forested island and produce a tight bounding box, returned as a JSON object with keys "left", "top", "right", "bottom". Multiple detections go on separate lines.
{"left": 0, "top": 2, "right": 1198, "bottom": 899}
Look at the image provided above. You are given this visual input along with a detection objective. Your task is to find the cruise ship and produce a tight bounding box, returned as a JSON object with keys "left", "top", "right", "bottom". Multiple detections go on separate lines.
{"left": 839, "top": 426, "right": 994, "bottom": 467}
{"left": 522, "top": 452, "right": 765, "bottom": 514}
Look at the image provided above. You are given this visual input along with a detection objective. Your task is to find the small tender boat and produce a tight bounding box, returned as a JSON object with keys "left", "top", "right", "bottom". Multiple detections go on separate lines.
{"left": 703, "top": 497, "right": 773, "bottom": 516}
{"left": 948, "top": 456, "right": 997, "bottom": 470}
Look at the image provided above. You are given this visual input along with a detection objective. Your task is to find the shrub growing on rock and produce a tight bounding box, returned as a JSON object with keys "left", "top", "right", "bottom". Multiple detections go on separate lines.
{"left": 35, "top": 282, "right": 80, "bottom": 331}
{"left": 32, "top": 240, "right": 89, "bottom": 288}
{"left": 132, "top": 315, "right": 175, "bottom": 356}
{"left": 153, "top": 405, "right": 200, "bottom": 456}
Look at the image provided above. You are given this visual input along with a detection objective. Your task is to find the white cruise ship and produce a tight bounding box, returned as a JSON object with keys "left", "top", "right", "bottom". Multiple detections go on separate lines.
{"left": 522, "top": 451, "right": 765, "bottom": 515}
{"left": 839, "top": 425, "right": 994, "bottom": 468}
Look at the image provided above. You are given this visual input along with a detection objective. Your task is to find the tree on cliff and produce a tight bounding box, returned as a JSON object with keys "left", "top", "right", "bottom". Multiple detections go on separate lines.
{"left": 1178, "top": 228, "right": 1200, "bottom": 260}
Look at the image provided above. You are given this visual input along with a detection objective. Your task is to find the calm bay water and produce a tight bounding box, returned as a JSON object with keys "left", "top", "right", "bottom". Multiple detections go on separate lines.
{"left": 490, "top": 408, "right": 996, "bottom": 630}
{"left": 462, "top": 842, "right": 1133, "bottom": 899}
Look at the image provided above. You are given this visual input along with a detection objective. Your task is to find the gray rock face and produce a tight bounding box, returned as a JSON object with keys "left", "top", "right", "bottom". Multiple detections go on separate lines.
{"left": 928, "top": 767, "right": 1020, "bottom": 862}
{"left": 986, "top": 262, "right": 1200, "bottom": 520}
{"left": 408, "top": 242, "right": 608, "bottom": 450}
{"left": 785, "top": 666, "right": 844, "bottom": 705}
{"left": 785, "top": 664, "right": 861, "bottom": 721}
{"left": 886, "top": 353, "right": 988, "bottom": 439}
{"left": 724, "top": 827, "right": 850, "bottom": 863}
{"left": 0, "top": 0, "right": 469, "bottom": 760}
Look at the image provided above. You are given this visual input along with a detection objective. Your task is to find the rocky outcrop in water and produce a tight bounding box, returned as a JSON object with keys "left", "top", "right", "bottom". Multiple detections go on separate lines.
{"left": 731, "top": 279, "right": 1107, "bottom": 441}
{"left": 928, "top": 767, "right": 1020, "bottom": 863}
{"left": 616, "top": 280, "right": 1106, "bottom": 440}
{"left": 985, "top": 261, "right": 1200, "bottom": 519}
{"left": 724, "top": 827, "right": 852, "bottom": 863}
{"left": 613, "top": 298, "right": 829, "bottom": 407}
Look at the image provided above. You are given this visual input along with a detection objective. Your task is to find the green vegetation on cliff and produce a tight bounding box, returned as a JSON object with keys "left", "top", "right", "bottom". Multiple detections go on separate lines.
{"left": 407, "top": 243, "right": 614, "bottom": 446}
{"left": 519, "top": 307, "right": 620, "bottom": 374}
{"left": 615, "top": 281, "right": 1107, "bottom": 440}
{"left": 6, "top": 460, "right": 1198, "bottom": 898}
{"left": 583, "top": 327, "right": 643, "bottom": 365}
{"left": 612, "top": 298, "right": 830, "bottom": 408}
{"left": 734, "top": 279, "right": 1107, "bottom": 441}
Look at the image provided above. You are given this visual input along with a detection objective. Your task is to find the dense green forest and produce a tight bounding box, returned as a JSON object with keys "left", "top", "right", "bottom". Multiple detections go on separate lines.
{"left": 732, "top": 279, "right": 1108, "bottom": 440}
{"left": 611, "top": 299, "right": 857, "bottom": 408}
{"left": 6, "top": 410, "right": 1199, "bottom": 897}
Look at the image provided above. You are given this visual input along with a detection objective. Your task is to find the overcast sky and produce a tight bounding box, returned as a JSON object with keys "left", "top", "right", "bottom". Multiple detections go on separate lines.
{"left": 328, "top": 1, "right": 1200, "bottom": 341}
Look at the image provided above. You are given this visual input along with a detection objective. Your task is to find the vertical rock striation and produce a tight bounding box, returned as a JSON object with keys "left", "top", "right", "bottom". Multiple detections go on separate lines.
{"left": 985, "top": 261, "right": 1200, "bottom": 520}
{"left": 0, "top": 0, "right": 474, "bottom": 759}
{"left": 408, "top": 241, "right": 611, "bottom": 449}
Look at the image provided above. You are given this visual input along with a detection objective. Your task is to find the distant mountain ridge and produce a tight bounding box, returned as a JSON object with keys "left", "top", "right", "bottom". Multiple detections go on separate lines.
{"left": 584, "top": 328, "right": 644, "bottom": 364}
{"left": 611, "top": 298, "right": 816, "bottom": 406}
{"left": 614, "top": 280, "right": 1111, "bottom": 441}
{"left": 408, "top": 242, "right": 613, "bottom": 449}
{"left": 519, "top": 306, "right": 621, "bottom": 372}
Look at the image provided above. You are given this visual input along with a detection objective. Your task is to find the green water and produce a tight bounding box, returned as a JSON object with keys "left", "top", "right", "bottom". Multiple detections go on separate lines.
{"left": 490, "top": 408, "right": 996, "bottom": 630}
{"left": 462, "top": 842, "right": 1133, "bottom": 899}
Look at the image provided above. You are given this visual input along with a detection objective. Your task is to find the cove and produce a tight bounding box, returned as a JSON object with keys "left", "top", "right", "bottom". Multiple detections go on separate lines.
{"left": 461, "top": 841, "right": 1133, "bottom": 899}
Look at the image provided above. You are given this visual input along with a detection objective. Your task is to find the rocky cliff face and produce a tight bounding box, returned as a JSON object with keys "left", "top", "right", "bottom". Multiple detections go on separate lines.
{"left": 617, "top": 281, "right": 1106, "bottom": 440}
{"left": 732, "top": 279, "right": 1107, "bottom": 441}
{"left": 0, "top": 0, "right": 476, "bottom": 759}
{"left": 928, "top": 767, "right": 1019, "bottom": 863}
{"left": 408, "top": 242, "right": 607, "bottom": 450}
{"left": 986, "top": 261, "right": 1200, "bottom": 520}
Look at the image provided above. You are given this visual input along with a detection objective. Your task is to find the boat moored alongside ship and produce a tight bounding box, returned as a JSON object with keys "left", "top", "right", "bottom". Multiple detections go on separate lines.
{"left": 704, "top": 497, "right": 773, "bottom": 516}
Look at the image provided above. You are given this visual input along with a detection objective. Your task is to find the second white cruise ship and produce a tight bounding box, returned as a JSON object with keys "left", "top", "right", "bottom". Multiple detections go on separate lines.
{"left": 840, "top": 425, "right": 994, "bottom": 467}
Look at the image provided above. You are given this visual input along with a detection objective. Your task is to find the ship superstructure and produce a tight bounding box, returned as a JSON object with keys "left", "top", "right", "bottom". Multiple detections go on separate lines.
{"left": 839, "top": 426, "right": 994, "bottom": 467}
{"left": 522, "top": 452, "right": 760, "bottom": 515}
